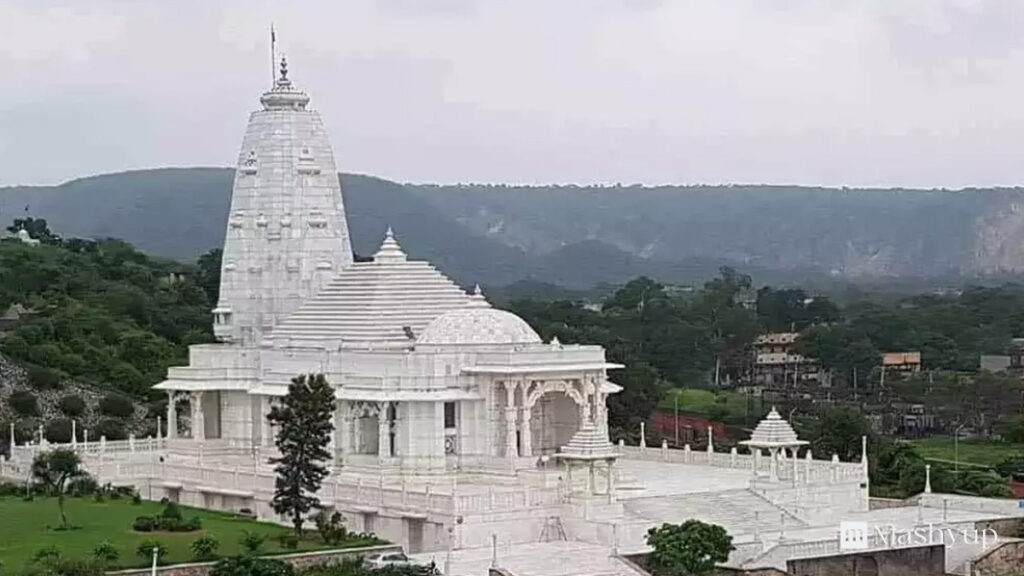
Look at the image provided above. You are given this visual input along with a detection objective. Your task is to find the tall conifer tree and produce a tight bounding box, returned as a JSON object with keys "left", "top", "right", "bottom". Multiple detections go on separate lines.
{"left": 267, "top": 373, "right": 336, "bottom": 538}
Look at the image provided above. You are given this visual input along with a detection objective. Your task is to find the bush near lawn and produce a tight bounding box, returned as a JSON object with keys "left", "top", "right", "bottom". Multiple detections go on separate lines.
{"left": 0, "top": 496, "right": 383, "bottom": 571}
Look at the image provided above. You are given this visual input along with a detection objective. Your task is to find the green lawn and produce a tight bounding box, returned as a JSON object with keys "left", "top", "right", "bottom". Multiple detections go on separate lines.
{"left": 910, "top": 436, "right": 1024, "bottom": 467}
{"left": 658, "top": 389, "right": 763, "bottom": 423}
{"left": 0, "top": 496, "right": 376, "bottom": 571}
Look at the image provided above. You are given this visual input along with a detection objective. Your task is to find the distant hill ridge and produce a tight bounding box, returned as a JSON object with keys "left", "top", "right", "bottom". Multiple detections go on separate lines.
{"left": 4, "top": 168, "right": 1024, "bottom": 287}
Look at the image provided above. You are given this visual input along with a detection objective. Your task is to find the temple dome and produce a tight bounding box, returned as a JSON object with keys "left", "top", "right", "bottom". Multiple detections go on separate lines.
{"left": 417, "top": 304, "right": 542, "bottom": 346}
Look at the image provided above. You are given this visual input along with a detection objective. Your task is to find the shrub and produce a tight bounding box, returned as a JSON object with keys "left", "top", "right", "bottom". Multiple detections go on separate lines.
{"left": 27, "top": 558, "right": 106, "bottom": 576}
{"left": 33, "top": 545, "right": 61, "bottom": 563}
{"left": 161, "top": 501, "right": 183, "bottom": 521}
{"left": 67, "top": 476, "right": 99, "bottom": 497}
{"left": 184, "top": 516, "right": 203, "bottom": 531}
{"left": 98, "top": 394, "right": 135, "bottom": 419}
{"left": 92, "top": 541, "right": 120, "bottom": 563}
{"left": 981, "top": 483, "right": 1013, "bottom": 498}
{"left": 240, "top": 531, "right": 266, "bottom": 554}
{"left": 58, "top": 395, "right": 87, "bottom": 418}
{"left": 10, "top": 390, "right": 39, "bottom": 417}
{"left": 45, "top": 418, "right": 76, "bottom": 443}
{"left": 314, "top": 509, "right": 348, "bottom": 545}
{"left": 211, "top": 556, "right": 294, "bottom": 576}
{"left": 136, "top": 540, "right": 167, "bottom": 565}
{"left": 93, "top": 418, "right": 127, "bottom": 441}
{"left": 277, "top": 534, "right": 298, "bottom": 550}
{"left": 132, "top": 516, "right": 156, "bottom": 532}
{"left": 132, "top": 491, "right": 142, "bottom": 505}
{"left": 26, "top": 365, "right": 62, "bottom": 390}
{"left": 190, "top": 535, "right": 220, "bottom": 561}
{"left": 1, "top": 334, "right": 29, "bottom": 358}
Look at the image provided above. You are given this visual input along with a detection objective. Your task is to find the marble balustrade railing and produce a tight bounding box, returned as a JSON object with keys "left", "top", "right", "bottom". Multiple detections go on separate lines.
{"left": 919, "top": 493, "right": 1024, "bottom": 516}
{"left": 617, "top": 444, "right": 864, "bottom": 485}
{"left": 6, "top": 445, "right": 561, "bottom": 517}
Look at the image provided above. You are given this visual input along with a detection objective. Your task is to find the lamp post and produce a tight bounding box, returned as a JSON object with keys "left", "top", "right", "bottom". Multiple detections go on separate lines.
{"left": 953, "top": 423, "right": 967, "bottom": 472}
{"left": 150, "top": 546, "right": 159, "bottom": 576}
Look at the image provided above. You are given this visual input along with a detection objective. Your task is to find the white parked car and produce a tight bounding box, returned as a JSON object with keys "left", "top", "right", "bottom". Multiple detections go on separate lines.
{"left": 364, "top": 552, "right": 412, "bottom": 569}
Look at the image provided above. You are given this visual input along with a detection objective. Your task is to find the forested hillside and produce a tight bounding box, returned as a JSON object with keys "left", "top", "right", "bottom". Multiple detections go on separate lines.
{"left": 7, "top": 169, "right": 1024, "bottom": 288}
{"left": 0, "top": 219, "right": 216, "bottom": 399}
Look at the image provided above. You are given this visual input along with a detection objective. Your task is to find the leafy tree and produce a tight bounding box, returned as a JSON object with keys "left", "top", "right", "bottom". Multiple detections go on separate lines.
{"left": 32, "top": 449, "right": 86, "bottom": 530}
{"left": 268, "top": 373, "right": 336, "bottom": 539}
{"left": 800, "top": 407, "right": 871, "bottom": 462}
{"left": 7, "top": 217, "right": 61, "bottom": 245}
{"left": 197, "top": 248, "right": 223, "bottom": 304}
{"left": 646, "top": 520, "right": 734, "bottom": 576}
{"left": 606, "top": 362, "right": 665, "bottom": 437}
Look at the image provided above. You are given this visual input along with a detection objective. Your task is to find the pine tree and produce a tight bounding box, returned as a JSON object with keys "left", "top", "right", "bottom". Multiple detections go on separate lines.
{"left": 267, "top": 373, "right": 336, "bottom": 539}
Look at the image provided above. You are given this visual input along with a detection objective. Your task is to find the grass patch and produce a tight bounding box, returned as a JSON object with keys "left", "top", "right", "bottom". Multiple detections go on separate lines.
{"left": 658, "top": 389, "right": 763, "bottom": 423}
{"left": 909, "top": 436, "right": 1024, "bottom": 467}
{"left": 0, "top": 496, "right": 379, "bottom": 571}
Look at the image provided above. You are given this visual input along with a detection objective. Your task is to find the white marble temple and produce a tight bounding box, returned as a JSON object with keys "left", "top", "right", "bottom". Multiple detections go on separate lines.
{"left": 5, "top": 56, "right": 1023, "bottom": 576}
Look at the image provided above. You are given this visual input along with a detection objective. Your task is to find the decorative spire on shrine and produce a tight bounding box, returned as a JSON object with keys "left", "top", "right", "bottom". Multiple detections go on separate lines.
{"left": 374, "top": 227, "right": 408, "bottom": 263}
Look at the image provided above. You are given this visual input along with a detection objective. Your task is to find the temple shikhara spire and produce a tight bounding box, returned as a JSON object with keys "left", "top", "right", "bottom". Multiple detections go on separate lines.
{"left": 213, "top": 52, "right": 352, "bottom": 345}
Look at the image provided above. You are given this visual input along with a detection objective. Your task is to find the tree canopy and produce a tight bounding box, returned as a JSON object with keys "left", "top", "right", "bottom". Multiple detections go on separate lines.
{"left": 268, "top": 374, "right": 336, "bottom": 539}
{"left": 645, "top": 520, "right": 734, "bottom": 576}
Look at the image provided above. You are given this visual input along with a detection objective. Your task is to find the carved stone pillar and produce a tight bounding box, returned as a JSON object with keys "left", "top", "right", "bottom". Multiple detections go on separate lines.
{"left": 520, "top": 406, "right": 532, "bottom": 458}
{"left": 378, "top": 402, "right": 390, "bottom": 461}
{"left": 166, "top": 392, "right": 177, "bottom": 440}
{"left": 191, "top": 392, "right": 205, "bottom": 441}
{"left": 261, "top": 396, "right": 273, "bottom": 447}
{"left": 505, "top": 383, "right": 517, "bottom": 459}
{"left": 337, "top": 402, "right": 350, "bottom": 463}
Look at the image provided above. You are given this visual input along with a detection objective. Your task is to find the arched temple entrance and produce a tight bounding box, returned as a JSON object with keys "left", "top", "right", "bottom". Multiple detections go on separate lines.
{"left": 532, "top": 391, "right": 580, "bottom": 454}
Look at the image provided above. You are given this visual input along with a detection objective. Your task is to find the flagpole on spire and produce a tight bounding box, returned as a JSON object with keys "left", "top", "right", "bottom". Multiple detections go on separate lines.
{"left": 270, "top": 24, "right": 277, "bottom": 87}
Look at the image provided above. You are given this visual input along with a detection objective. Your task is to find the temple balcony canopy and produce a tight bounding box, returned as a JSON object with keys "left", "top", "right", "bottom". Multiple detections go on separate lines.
{"left": 739, "top": 407, "right": 809, "bottom": 451}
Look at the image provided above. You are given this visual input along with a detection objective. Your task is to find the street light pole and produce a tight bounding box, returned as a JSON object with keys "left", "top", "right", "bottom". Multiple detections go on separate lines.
{"left": 954, "top": 424, "right": 966, "bottom": 473}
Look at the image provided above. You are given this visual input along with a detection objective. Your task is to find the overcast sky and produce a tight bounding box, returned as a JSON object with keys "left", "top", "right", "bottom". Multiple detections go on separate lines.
{"left": 2, "top": 0, "right": 1023, "bottom": 188}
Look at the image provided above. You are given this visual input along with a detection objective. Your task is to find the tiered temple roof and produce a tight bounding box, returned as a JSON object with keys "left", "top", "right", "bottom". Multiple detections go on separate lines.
{"left": 555, "top": 423, "right": 619, "bottom": 461}
{"left": 271, "top": 229, "right": 472, "bottom": 345}
{"left": 740, "top": 407, "right": 808, "bottom": 449}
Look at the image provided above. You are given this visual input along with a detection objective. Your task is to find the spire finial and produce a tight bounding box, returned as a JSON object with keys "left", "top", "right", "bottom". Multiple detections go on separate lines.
{"left": 280, "top": 54, "right": 289, "bottom": 82}
{"left": 386, "top": 226, "right": 394, "bottom": 239}
{"left": 270, "top": 24, "right": 277, "bottom": 87}
{"left": 473, "top": 283, "right": 482, "bottom": 296}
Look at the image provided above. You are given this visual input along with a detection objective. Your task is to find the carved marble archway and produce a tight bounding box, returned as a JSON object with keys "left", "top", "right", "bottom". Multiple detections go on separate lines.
{"left": 525, "top": 380, "right": 585, "bottom": 410}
